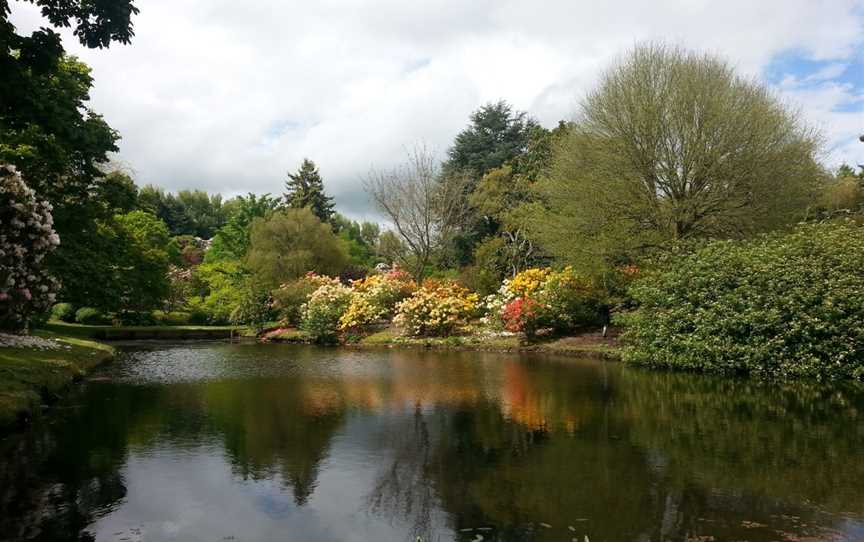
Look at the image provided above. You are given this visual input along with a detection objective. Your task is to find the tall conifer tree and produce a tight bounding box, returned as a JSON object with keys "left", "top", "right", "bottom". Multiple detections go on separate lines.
{"left": 283, "top": 159, "right": 335, "bottom": 223}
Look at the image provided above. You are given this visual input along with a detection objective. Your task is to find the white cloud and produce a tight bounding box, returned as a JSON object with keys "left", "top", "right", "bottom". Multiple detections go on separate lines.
{"left": 9, "top": 0, "right": 864, "bottom": 219}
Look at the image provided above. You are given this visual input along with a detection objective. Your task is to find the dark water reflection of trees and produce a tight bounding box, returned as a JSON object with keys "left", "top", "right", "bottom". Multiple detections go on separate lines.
{"left": 0, "top": 346, "right": 862, "bottom": 541}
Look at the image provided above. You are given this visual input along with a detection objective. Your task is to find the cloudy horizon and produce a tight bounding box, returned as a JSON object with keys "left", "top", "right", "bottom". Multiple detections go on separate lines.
{"left": 10, "top": 0, "right": 864, "bottom": 220}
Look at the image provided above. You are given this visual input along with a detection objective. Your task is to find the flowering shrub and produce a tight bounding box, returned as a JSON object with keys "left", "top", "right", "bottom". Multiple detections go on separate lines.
{"left": 501, "top": 297, "right": 543, "bottom": 336}
{"left": 508, "top": 267, "right": 551, "bottom": 297}
{"left": 300, "top": 280, "right": 353, "bottom": 342}
{"left": 483, "top": 267, "right": 602, "bottom": 336}
{"left": 272, "top": 272, "right": 340, "bottom": 326}
{"left": 0, "top": 165, "right": 60, "bottom": 330}
{"left": 394, "top": 280, "right": 479, "bottom": 337}
{"left": 338, "top": 271, "right": 415, "bottom": 330}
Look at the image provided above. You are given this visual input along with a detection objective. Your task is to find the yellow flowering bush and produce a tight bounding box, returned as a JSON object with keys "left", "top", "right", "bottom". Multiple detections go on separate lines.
{"left": 508, "top": 267, "right": 551, "bottom": 297}
{"left": 338, "top": 270, "right": 415, "bottom": 330}
{"left": 394, "top": 280, "right": 480, "bottom": 337}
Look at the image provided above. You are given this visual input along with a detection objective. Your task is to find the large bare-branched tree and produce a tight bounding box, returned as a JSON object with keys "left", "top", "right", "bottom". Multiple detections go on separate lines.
{"left": 364, "top": 146, "right": 469, "bottom": 281}
{"left": 535, "top": 43, "right": 824, "bottom": 274}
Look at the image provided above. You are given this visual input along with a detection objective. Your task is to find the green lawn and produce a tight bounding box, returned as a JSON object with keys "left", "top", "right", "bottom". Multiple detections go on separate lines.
{"left": 0, "top": 331, "right": 116, "bottom": 429}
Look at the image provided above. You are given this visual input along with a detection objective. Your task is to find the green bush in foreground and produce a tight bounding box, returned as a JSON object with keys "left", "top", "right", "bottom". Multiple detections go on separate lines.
{"left": 51, "top": 303, "right": 76, "bottom": 323}
{"left": 617, "top": 222, "right": 864, "bottom": 380}
{"left": 75, "top": 307, "right": 107, "bottom": 325}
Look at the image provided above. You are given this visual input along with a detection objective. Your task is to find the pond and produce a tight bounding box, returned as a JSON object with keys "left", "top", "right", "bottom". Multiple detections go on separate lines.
{"left": 1, "top": 343, "right": 863, "bottom": 541}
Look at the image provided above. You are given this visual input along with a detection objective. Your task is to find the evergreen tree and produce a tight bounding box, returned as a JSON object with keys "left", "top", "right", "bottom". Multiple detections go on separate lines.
{"left": 283, "top": 159, "right": 335, "bottom": 223}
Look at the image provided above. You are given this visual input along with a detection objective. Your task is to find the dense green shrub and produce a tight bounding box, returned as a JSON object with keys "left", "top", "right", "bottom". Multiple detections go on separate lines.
{"left": 229, "top": 286, "right": 273, "bottom": 332}
{"left": 51, "top": 303, "right": 76, "bottom": 323}
{"left": 75, "top": 307, "right": 107, "bottom": 325}
{"left": 153, "top": 311, "right": 192, "bottom": 326}
{"left": 271, "top": 276, "right": 321, "bottom": 326}
{"left": 116, "top": 311, "right": 158, "bottom": 326}
{"left": 617, "top": 222, "right": 864, "bottom": 380}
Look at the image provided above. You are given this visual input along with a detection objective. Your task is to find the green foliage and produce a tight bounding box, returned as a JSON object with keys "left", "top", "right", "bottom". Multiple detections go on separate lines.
{"left": 116, "top": 310, "right": 157, "bottom": 326}
{"left": 246, "top": 208, "right": 349, "bottom": 290}
{"left": 271, "top": 277, "right": 319, "bottom": 326}
{"left": 51, "top": 302, "right": 76, "bottom": 323}
{"left": 207, "top": 193, "right": 280, "bottom": 262}
{"left": 284, "top": 158, "right": 334, "bottom": 223}
{"left": 332, "top": 213, "right": 381, "bottom": 268}
{"left": 229, "top": 284, "right": 273, "bottom": 332}
{"left": 137, "top": 186, "right": 228, "bottom": 237}
{"left": 0, "top": 54, "right": 119, "bottom": 205}
{"left": 111, "top": 210, "right": 178, "bottom": 311}
{"left": 152, "top": 311, "right": 192, "bottom": 326}
{"left": 74, "top": 307, "right": 106, "bottom": 325}
{"left": 534, "top": 43, "right": 823, "bottom": 277}
{"left": 97, "top": 171, "right": 139, "bottom": 213}
{"left": 444, "top": 100, "right": 537, "bottom": 180}
{"left": 617, "top": 222, "right": 864, "bottom": 380}
{"left": 186, "top": 260, "right": 247, "bottom": 324}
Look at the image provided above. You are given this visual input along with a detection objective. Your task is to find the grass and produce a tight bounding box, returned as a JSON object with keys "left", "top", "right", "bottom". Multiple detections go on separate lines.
{"left": 0, "top": 330, "right": 116, "bottom": 430}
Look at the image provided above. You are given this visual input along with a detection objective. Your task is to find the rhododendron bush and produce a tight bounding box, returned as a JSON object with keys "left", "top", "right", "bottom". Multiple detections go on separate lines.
{"left": 339, "top": 269, "right": 415, "bottom": 330}
{"left": 0, "top": 165, "right": 60, "bottom": 330}
{"left": 394, "top": 280, "right": 479, "bottom": 337}
{"left": 300, "top": 278, "right": 353, "bottom": 342}
{"left": 483, "top": 267, "right": 602, "bottom": 337}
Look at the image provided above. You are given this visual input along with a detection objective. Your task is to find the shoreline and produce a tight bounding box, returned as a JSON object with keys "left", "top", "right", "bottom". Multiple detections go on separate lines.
{"left": 263, "top": 327, "right": 622, "bottom": 360}
{"left": 0, "top": 331, "right": 116, "bottom": 433}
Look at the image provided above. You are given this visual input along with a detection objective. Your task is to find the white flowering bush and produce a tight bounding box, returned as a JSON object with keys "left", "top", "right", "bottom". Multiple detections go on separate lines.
{"left": 300, "top": 280, "right": 353, "bottom": 343}
{"left": 0, "top": 164, "right": 60, "bottom": 331}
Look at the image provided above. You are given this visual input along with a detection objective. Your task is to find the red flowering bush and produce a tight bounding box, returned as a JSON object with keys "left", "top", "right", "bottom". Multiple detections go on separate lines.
{"left": 501, "top": 297, "right": 543, "bottom": 337}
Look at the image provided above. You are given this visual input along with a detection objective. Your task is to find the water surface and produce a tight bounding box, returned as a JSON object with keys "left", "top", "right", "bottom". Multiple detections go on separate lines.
{"left": 1, "top": 343, "right": 862, "bottom": 541}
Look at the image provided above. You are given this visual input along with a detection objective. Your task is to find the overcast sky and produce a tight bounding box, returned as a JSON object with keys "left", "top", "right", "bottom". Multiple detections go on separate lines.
{"left": 11, "top": 0, "right": 864, "bottom": 219}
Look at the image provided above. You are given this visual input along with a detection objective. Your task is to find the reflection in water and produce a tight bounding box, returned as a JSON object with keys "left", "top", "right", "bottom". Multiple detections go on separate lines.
{"left": 0, "top": 343, "right": 862, "bottom": 541}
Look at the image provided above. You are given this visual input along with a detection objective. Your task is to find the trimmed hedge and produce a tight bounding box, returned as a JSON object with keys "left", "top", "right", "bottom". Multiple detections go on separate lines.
{"left": 617, "top": 222, "right": 864, "bottom": 380}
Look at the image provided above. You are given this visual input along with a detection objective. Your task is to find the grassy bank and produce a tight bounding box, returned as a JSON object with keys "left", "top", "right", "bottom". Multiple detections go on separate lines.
{"left": 264, "top": 326, "right": 621, "bottom": 359}
{"left": 42, "top": 320, "right": 243, "bottom": 340}
{"left": 0, "top": 331, "right": 116, "bottom": 430}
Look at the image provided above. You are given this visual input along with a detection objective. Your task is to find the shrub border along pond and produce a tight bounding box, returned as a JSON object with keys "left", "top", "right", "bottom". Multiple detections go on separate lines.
{"left": 41, "top": 320, "right": 242, "bottom": 340}
{"left": 0, "top": 331, "right": 116, "bottom": 431}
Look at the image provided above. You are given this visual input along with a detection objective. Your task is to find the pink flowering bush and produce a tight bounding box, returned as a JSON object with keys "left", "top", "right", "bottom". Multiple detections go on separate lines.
{"left": 0, "top": 165, "right": 60, "bottom": 331}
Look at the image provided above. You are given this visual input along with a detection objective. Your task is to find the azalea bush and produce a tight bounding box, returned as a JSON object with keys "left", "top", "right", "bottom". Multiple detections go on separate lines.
{"left": 300, "top": 279, "right": 353, "bottom": 343}
{"left": 483, "top": 267, "right": 603, "bottom": 337}
{"left": 394, "top": 280, "right": 479, "bottom": 337}
{"left": 0, "top": 165, "right": 60, "bottom": 330}
{"left": 339, "top": 269, "right": 415, "bottom": 330}
{"left": 617, "top": 222, "right": 864, "bottom": 380}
